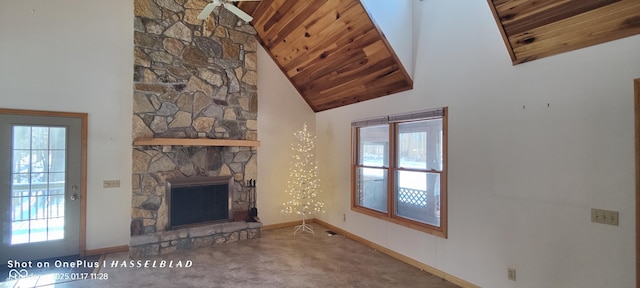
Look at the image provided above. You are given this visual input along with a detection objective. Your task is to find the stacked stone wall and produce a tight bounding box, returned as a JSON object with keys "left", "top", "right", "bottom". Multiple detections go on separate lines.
{"left": 131, "top": 0, "right": 259, "bottom": 256}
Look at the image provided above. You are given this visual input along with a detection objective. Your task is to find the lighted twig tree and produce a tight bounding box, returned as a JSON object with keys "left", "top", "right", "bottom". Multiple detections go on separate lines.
{"left": 281, "top": 123, "right": 325, "bottom": 235}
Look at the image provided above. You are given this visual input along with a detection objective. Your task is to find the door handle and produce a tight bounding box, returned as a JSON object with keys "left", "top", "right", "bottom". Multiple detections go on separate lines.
{"left": 70, "top": 185, "right": 79, "bottom": 200}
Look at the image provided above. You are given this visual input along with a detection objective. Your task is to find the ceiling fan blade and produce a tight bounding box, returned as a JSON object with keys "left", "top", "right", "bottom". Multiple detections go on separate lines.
{"left": 223, "top": 2, "right": 253, "bottom": 22}
{"left": 197, "top": 3, "right": 219, "bottom": 20}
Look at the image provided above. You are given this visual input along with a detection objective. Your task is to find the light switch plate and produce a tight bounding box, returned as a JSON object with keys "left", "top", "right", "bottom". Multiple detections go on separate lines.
{"left": 103, "top": 180, "right": 120, "bottom": 188}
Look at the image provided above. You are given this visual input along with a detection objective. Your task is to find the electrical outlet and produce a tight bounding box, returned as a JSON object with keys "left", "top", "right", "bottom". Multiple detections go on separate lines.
{"left": 591, "top": 208, "right": 619, "bottom": 226}
{"left": 343, "top": 213, "right": 346, "bottom": 222}
{"left": 103, "top": 180, "right": 120, "bottom": 188}
{"left": 507, "top": 268, "right": 516, "bottom": 281}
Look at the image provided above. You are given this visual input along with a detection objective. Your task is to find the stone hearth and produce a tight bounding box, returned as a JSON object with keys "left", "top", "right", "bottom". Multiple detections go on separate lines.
{"left": 131, "top": 0, "right": 260, "bottom": 257}
{"left": 130, "top": 221, "right": 261, "bottom": 257}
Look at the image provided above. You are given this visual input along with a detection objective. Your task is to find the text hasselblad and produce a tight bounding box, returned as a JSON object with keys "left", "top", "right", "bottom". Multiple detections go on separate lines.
{"left": 7, "top": 260, "right": 193, "bottom": 269}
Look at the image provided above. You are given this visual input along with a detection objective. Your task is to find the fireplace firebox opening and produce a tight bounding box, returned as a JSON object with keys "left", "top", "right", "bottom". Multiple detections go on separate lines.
{"left": 166, "top": 176, "right": 233, "bottom": 230}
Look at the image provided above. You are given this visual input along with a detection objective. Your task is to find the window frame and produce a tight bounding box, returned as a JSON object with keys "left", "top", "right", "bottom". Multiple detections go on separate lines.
{"left": 351, "top": 108, "right": 448, "bottom": 238}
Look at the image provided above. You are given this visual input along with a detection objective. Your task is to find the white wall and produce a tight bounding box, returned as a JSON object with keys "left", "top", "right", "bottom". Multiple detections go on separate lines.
{"left": 315, "top": 1, "right": 640, "bottom": 287}
{"left": 361, "top": 0, "right": 413, "bottom": 78}
{"left": 0, "top": 0, "right": 133, "bottom": 250}
{"left": 256, "top": 46, "right": 316, "bottom": 225}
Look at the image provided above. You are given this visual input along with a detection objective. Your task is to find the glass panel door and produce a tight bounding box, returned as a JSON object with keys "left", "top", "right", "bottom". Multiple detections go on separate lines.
{"left": 0, "top": 113, "right": 82, "bottom": 264}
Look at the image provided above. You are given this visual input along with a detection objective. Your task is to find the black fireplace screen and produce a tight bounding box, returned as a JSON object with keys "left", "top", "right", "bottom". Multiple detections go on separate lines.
{"left": 166, "top": 176, "right": 233, "bottom": 229}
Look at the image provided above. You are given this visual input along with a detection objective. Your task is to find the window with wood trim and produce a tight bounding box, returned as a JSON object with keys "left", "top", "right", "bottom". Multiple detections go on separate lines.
{"left": 352, "top": 108, "right": 447, "bottom": 238}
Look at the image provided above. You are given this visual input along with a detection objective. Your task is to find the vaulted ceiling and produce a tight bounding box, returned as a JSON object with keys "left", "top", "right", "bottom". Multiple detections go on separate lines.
{"left": 238, "top": 0, "right": 413, "bottom": 112}
{"left": 488, "top": 0, "right": 640, "bottom": 64}
{"left": 237, "top": 0, "right": 640, "bottom": 112}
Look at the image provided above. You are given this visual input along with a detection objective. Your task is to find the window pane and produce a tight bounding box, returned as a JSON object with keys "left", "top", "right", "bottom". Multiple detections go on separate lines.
{"left": 398, "top": 119, "right": 442, "bottom": 171}
{"left": 50, "top": 172, "right": 66, "bottom": 183}
{"left": 13, "top": 149, "right": 30, "bottom": 174}
{"left": 31, "top": 149, "right": 49, "bottom": 173}
{"left": 359, "top": 125, "right": 389, "bottom": 167}
{"left": 396, "top": 171, "right": 440, "bottom": 227}
{"left": 31, "top": 173, "right": 48, "bottom": 185}
{"left": 49, "top": 180, "right": 65, "bottom": 196}
{"left": 49, "top": 150, "right": 66, "bottom": 172}
{"left": 49, "top": 127, "right": 66, "bottom": 149}
{"left": 12, "top": 173, "right": 30, "bottom": 186}
{"left": 12, "top": 196, "right": 28, "bottom": 221}
{"left": 30, "top": 126, "right": 49, "bottom": 149}
{"left": 356, "top": 167, "right": 388, "bottom": 213}
{"left": 49, "top": 194, "right": 65, "bottom": 217}
{"left": 13, "top": 126, "right": 31, "bottom": 149}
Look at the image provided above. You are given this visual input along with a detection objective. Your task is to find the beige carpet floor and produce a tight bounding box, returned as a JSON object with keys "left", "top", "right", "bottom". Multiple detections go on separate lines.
{"left": 3, "top": 223, "right": 461, "bottom": 288}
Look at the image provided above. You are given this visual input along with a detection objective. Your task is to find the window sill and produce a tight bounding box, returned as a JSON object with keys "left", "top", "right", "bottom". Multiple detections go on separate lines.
{"left": 351, "top": 206, "right": 447, "bottom": 238}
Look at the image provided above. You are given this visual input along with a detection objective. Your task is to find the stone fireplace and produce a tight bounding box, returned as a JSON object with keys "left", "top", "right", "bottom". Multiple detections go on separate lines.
{"left": 130, "top": 0, "right": 261, "bottom": 257}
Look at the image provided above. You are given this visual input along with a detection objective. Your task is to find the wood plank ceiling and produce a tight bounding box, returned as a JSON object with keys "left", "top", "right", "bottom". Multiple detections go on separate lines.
{"left": 488, "top": 0, "right": 640, "bottom": 64}
{"left": 238, "top": 0, "right": 413, "bottom": 112}
{"left": 235, "top": 0, "right": 640, "bottom": 111}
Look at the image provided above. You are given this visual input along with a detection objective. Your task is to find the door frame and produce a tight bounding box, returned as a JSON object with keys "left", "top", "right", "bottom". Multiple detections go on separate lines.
{"left": 635, "top": 78, "right": 640, "bottom": 288}
{"left": 0, "top": 108, "right": 87, "bottom": 256}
